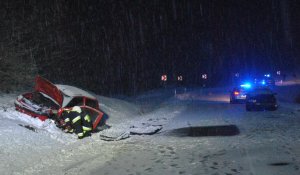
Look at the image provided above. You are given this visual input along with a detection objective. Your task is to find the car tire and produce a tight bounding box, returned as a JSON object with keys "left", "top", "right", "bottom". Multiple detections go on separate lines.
{"left": 230, "top": 98, "right": 235, "bottom": 104}
{"left": 268, "top": 106, "right": 278, "bottom": 111}
{"left": 246, "top": 105, "right": 252, "bottom": 111}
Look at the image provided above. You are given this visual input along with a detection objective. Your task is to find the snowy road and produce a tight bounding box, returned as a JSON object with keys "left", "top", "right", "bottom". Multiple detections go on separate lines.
{"left": 1, "top": 87, "right": 300, "bottom": 175}
{"left": 160, "top": 99, "right": 300, "bottom": 175}
{"left": 86, "top": 88, "right": 300, "bottom": 175}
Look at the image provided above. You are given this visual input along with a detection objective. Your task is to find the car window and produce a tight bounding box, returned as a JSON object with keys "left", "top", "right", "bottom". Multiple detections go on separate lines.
{"left": 65, "top": 97, "right": 84, "bottom": 107}
{"left": 85, "top": 98, "right": 99, "bottom": 109}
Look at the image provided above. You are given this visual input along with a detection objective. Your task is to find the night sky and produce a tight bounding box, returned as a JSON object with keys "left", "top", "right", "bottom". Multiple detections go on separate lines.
{"left": 0, "top": 0, "right": 299, "bottom": 95}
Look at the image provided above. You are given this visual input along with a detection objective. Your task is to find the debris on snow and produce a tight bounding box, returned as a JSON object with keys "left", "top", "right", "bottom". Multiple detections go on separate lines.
{"left": 129, "top": 124, "right": 162, "bottom": 135}
{"left": 18, "top": 124, "right": 37, "bottom": 133}
{"left": 99, "top": 131, "right": 130, "bottom": 141}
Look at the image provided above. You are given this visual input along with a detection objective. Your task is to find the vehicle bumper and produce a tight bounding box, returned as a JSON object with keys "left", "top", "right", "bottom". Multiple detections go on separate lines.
{"left": 247, "top": 102, "right": 278, "bottom": 110}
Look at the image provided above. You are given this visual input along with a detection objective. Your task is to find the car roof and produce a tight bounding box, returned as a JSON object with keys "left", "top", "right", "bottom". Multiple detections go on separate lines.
{"left": 232, "top": 87, "right": 249, "bottom": 91}
{"left": 55, "top": 84, "right": 97, "bottom": 107}
{"left": 249, "top": 88, "right": 274, "bottom": 95}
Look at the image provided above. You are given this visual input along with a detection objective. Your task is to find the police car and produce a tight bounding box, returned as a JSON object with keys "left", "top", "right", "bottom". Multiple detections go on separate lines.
{"left": 229, "top": 83, "right": 251, "bottom": 103}
{"left": 245, "top": 87, "right": 278, "bottom": 111}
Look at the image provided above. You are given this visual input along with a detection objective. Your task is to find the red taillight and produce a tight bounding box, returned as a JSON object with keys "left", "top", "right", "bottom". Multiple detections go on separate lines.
{"left": 234, "top": 91, "right": 239, "bottom": 95}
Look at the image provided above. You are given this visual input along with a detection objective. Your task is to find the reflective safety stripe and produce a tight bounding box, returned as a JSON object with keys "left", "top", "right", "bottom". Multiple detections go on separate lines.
{"left": 83, "top": 126, "right": 92, "bottom": 131}
{"left": 78, "top": 132, "right": 84, "bottom": 137}
{"left": 84, "top": 115, "right": 91, "bottom": 122}
{"left": 64, "top": 118, "right": 70, "bottom": 122}
{"left": 72, "top": 116, "right": 81, "bottom": 123}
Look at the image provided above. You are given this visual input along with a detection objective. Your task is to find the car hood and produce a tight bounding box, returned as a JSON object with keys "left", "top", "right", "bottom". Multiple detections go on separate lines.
{"left": 34, "top": 76, "right": 63, "bottom": 106}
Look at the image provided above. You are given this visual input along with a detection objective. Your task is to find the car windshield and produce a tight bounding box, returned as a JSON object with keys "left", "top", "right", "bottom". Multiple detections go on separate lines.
{"left": 33, "top": 92, "right": 60, "bottom": 109}
{"left": 250, "top": 88, "right": 273, "bottom": 95}
{"left": 65, "top": 97, "right": 84, "bottom": 107}
{"left": 85, "top": 98, "right": 99, "bottom": 109}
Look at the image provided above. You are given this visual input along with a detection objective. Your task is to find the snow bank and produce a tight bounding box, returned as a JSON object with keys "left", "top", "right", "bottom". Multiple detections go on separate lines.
{"left": 0, "top": 91, "right": 150, "bottom": 174}
{"left": 274, "top": 85, "right": 300, "bottom": 103}
{"left": 97, "top": 95, "right": 141, "bottom": 125}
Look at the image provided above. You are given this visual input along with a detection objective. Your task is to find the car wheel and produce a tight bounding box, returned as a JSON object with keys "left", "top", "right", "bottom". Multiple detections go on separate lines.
{"left": 268, "top": 106, "right": 278, "bottom": 111}
{"left": 246, "top": 105, "right": 252, "bottom": 111}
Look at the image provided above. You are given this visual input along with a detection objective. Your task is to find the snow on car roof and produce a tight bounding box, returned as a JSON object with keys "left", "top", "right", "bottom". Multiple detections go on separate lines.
{"left": 55, "top": 84, "right": 96, "bottom": 98}
{"left": 55, "top": 84, "right": 96, "bottom": 107}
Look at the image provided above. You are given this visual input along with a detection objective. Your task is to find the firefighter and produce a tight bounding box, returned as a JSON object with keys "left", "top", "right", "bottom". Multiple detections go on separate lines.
{"left": 81, "top": 110, "right": 93, "bottom": 136}
{"left": 61, "top": 106, "right": 92, "bottom": 139}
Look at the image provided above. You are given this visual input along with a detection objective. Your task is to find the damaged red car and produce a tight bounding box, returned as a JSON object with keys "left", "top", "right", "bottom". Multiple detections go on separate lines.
{"left": 14, "top": 76, "right": 104, "bottom": 130}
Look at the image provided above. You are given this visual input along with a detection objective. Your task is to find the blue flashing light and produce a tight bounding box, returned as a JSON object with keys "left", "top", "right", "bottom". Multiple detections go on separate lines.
{"left": 261, "top": 80, "right": 266, "bottom": 85}
{"left": 240, "top": 83, "right": 252, "bottom": 89}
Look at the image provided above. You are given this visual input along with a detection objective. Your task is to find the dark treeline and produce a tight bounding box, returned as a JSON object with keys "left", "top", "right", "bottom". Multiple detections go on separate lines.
{"left": 0, "top": 0, "right": 299, "bottom": 95}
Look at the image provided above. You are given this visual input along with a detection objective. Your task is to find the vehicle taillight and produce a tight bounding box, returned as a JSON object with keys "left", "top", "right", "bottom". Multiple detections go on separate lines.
{"left": 234, "top": 91, "right": 239, "bottom": 95}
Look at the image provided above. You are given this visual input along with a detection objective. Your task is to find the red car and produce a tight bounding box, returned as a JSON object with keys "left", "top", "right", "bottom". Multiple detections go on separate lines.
{"left": 14, "top": 76, "right": 104, "bottom": 130}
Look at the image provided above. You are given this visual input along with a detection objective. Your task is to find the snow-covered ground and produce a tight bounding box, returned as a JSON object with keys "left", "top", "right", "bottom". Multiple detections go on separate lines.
{"left": 0, "top": 83, "right": 300, "bottom": 175}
